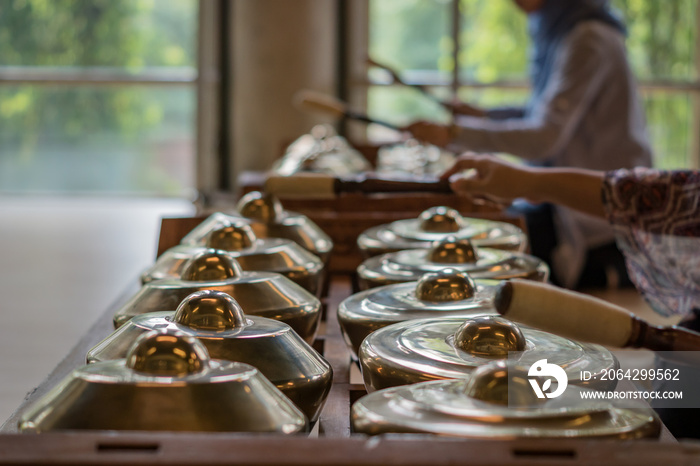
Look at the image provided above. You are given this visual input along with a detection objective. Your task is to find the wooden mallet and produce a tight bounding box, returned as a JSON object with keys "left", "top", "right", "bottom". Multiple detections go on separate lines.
{"left": 265, "top": 173, "right": 452, "bottom": 200}
{"left": 366, "top": 57, "right": 446, "bottom": 106}
{"left": 294, "top": 90, "right": 402, "bottom": 132}
{"left": 494, "top": 279, "right": 700, "bottom": 362}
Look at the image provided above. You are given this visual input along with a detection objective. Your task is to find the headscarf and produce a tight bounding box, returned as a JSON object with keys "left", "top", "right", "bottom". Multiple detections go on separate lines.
{"left": 527, "top": 0, "right": 626, "bottom": 105}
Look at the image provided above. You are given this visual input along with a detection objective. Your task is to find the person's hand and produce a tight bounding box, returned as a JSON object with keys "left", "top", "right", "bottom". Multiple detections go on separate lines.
{"left": 440, "top": 153, "right": 537, "bottom": 205}
{"left": 405, "top": 121, "right": 452, "bottom": 147}
{"left": 442, "top": 100, "right": 486, "bottom": 117}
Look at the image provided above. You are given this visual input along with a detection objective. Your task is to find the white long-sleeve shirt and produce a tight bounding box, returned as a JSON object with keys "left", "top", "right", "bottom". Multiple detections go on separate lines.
{"left": 451, "top": 21, "right": 653, "bottom": 287}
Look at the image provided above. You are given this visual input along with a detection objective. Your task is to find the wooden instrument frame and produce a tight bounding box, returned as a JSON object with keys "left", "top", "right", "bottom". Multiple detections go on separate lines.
{"left": 1, "top": 214, "right": 695, "bottom": 466}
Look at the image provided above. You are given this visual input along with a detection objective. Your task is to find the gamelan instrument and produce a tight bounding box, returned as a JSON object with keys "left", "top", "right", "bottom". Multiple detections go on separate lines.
{"left": 271, "top": 124, "right": 372, "bottom": 176}
{"left": 352, "top": 361, "right": 660, "bottom": 439}
{"left": 358, "top": 206, "right": 527, "bottom": 257}
{"left": 234, "top": 191, "right": 333, "bottom": 264}
{"left": 19, "top": 330, "right": 308, "bottom": 434}
{"left": 338, "top": 269, "right": 497, "bottom": 356}
{"left": 90, "top": 290, "right": 332, "bottom": 422}
{"left": 359, "top": 314, "right": 618, "bottom": 392}
{"left": 374, "top": 138, "right": 455, "bottom": 177}
{"left": 357, "top": 236, "right": 548, "bottom": 290}
{"left": 143, "top": 216, "right": 324, "bottom": 296}
{"left": 115, "top": 251, "right": 321, "bottom": 343}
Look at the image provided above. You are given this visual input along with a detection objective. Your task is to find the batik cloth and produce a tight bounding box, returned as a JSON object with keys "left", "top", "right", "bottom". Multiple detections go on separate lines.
{"left": 602, "top": 167, "right": 700, "bottom": 317}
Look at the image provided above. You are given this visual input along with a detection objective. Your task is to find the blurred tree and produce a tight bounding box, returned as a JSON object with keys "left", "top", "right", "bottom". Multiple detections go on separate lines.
{"left": 0, "top": 0, "right": 195, "bottom": 143}
{"left": 0, "top": 0, "right": 197, "bottom": 194}
{"left": 370, "top": 0, "right": 451, "bottom": 72}
{"left": 614, "top": 0, "right": 696, "bottom": 169}
{"left": 459, "top": 0, "right": 529, "bottom": 83}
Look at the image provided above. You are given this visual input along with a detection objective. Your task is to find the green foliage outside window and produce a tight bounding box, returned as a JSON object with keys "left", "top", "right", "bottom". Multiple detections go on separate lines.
{"left": 0, "top": 0, "right": 197, "bottom": 194}
{"left": 0, "top": 0, "right": 195, "bottom": 68}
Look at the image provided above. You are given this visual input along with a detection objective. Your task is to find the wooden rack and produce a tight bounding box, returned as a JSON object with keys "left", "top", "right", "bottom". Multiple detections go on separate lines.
{"left": 1, "top": 215, "right": 698, "bottom": 465}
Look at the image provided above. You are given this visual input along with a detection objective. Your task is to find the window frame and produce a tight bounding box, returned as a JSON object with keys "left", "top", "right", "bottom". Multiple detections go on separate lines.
{"left": 0, "top": 0, "right": 223, "bottom": 196}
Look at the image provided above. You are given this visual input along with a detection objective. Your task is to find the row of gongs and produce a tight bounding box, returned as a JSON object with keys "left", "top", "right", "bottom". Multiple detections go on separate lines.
{"left": 18, "top": 193, "right": 659, "bottom": 439}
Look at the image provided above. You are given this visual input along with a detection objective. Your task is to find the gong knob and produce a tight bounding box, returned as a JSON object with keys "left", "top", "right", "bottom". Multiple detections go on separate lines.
{"left": 206, "top": 222, "right": 256, "bottom": 251}
{"left": 237, "top": 191, "right": 284, "bottom": 223}
{"left": 181, "top": 250, "right": 242, "bottom": 281}
{"left": 454, "top": 316, "right": 526, "bottom": 358}
{"left": 464, "top": 360, "right": 542, "bottom": 406}
{"left": 173, "top": 290, "right": 249, "bottom": 331}
{"left": 428, "top": 236, "right": 479, "bottom": 264}
{"left": 415, "top": 269, "right": 476, "bottom": 302}
{"left": 126, "top": 330, "right": 209, "bottom": 377}
{"left": 418, "top": 206, "right": 465, "bottom": 233}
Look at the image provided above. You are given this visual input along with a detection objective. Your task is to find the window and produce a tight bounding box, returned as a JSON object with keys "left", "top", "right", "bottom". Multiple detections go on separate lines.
{"left": 0, "top": 0, "right": 199, "bottom": 195}
{"left": 363, "top": 0, "right": 700, "bottom": 169}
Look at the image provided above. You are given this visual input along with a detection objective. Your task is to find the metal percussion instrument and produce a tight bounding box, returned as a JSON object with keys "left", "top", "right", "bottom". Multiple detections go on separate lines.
{"left": 235, "top": 192, "right": 333, "bottom": 264}
{"left": 357, "top": 236, "right": 548, "bottom": 289}
{"left": 360, "top": 315, "right": 618, "bottom": 392}
{"left": 375, "top": 139, "right": 455, "bottom": 176}
{"left": 149, "top": 217, "right": 323, "bottom": 296}
{"left": 357, "top": 206, "right": 527, "bottom": 258}
{"left": 338, "top": 269, "right": 498, "bottom": 355}
{"left": 19, "top": 330, "right": 308, "bottom": 434}
{"left": 271, "top": 124, "right": 372, "bottom": 176}
{"left": 352, "top": 361, "right": 659, "bottom": 439}
{"left": 115, "top": 251, "right": 321, "bottom": 343}
{"left": 91, "top": 290, "right": 332, "bottom": 422}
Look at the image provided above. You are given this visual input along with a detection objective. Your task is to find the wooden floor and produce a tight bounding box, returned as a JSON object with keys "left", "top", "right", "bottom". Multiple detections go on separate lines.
{"left": 0, "top": 196, "right": 194, "bottom": 422}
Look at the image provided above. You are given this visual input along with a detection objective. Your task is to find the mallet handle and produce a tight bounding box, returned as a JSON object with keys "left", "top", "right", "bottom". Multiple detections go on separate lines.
{"left": 265, "top": 174, "right": 452, "bottom": 199}
{"left": 339, "top": 175, "right": 452, "bottom": 194}
{"left": 494, "top": 280, "right": 700, "bottom": 352}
